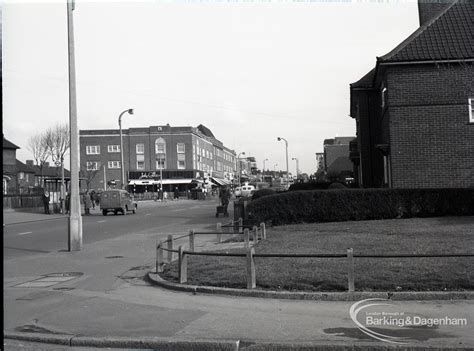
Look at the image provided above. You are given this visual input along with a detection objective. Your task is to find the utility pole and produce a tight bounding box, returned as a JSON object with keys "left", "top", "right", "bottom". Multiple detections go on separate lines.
{"left": 67, "top": 0, "right": 82, "bottom": 251}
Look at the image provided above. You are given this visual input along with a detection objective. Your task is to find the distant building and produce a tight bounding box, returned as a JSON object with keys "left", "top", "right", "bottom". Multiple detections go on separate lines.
{"left": 323, "top": 137, "right": 355, "bottom": 181}
{"left": 350, "top": 0, "right": 474, "bottom": 188}
{"left": 79, "top": 124, "right": 236, "bottom": 192}
{"left": 3, "top": 136, "right": 36, "bottom": 194}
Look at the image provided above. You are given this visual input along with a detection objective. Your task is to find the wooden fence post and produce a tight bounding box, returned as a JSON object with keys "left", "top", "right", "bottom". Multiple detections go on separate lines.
{"left": 179, "top": 246, "right": 187, "bottom": 283}
{"left": 189, "top": 229, "right": 195, "bottom": 252}
{"left": 156, "top": 241, "right": 164, "bottom": 273}
{"left": 167, "top": 234, "right": 173, "bottom": 263}
{"left": 347, "top": 248, "right": 355, "bottom": 292}
{"left": 244, "top": 228, "right": 249, "bottom": 248}
{"left": 246, "top": 246, "right": 256, "bottom": 289}
{"left": 238, "top": 217, "right": 243, "bottom": 233}
{"left": 261, "top": 222, "right": 266, "bottom": 240}
{"left": 217, "top": 222, "right": 222, "bottom": 243}
{"left": 253, "top": 226, "right": 258, "bottom": 243}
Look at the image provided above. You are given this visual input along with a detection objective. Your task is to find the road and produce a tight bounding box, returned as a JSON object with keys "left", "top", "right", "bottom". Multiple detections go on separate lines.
{"left": 3, "top": 199, "right": 228, "bottom": 259}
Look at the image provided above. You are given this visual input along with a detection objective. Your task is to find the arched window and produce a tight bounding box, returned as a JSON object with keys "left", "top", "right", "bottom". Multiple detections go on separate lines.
{"left": 155, "top": 138, "right": 166, "bottom": 170}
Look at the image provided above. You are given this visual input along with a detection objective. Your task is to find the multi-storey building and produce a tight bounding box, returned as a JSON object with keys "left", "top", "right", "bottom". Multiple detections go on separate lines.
{"left": 79, "top": 124, "right": 236, "bottom": 192}
{"left": 349, "top": 0, "right": 474, "bottom": 188}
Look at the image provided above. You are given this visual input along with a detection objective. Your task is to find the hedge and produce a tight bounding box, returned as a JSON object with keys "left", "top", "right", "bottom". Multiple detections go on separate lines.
{"left": 247, "top": 188, "right": 474, "bottom": 225}
{"left": 251, "top": 188, "right": 276, "bottom": 201}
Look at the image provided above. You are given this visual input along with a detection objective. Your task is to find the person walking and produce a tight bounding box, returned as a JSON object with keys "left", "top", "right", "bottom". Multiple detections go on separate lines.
{"left": 83, "top": 191, "right": 92, "bottom": 215}
{"left": 220, "top": 186, "right": 231, "bottom": 217}
{"left": 42, "top": 190, "right": 50, "bottom": 214}
{"left": 65, "top": 192, "right": 70, "bottom": 215}
{"left": 90, "top": 191, "right": 96, "bottom": 209}
{"left": 174, "top": 187, "right": 179, "bottom": 200}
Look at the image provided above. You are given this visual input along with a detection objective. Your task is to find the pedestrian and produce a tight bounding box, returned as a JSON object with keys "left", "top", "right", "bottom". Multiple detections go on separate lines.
{"left": 90, "top": 191, "right": 96, "bottom": 209}
{"left": 65, "top": 192, "right": 70, "bottom": 214}
{"left": 83, "top": 191, "right": 91, "bottom": 215}
{"left": 163, "top": 191, "right": 168, "bottom": 202}
{"left": 219, "top": 186, "right": 231, "bottom": 216}
{"left": 174, "top": 187, "right": 179, "bottom": 200}
{"left": 42, "top": 190, "right": 50, "bottom": 214}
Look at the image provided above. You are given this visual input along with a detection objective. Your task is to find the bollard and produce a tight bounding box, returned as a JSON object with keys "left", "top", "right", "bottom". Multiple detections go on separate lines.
{"left": 238, "top": 217, "right": 243, "bottom": 233}
{"left": 167, "top": 234, "right": 173, "bottom": 263}
{"left": 156, "top": 241, "right": 164, "bottom": 273}
{"left": 189, "top": 229, "right": 195, "bottom": 252}
{"left": 217, "top": 222, "right": 222, "bottom": 243}
{"left": 261, "top": 222, "right": 266, "bottom": 240}
{"left": 179, "top": 246, "right": 187, "bottom": 283}
{"left": 347, "top": 248, "right": 355, "bottom": 292}
{"left": 253, "top": 226, "right": 258, "bottom": 243}
{"left": 244, "top": 228, "right": 250, "bottom": 248}
{"left": 246, "top": 246, "right": 256, "bottom": 289}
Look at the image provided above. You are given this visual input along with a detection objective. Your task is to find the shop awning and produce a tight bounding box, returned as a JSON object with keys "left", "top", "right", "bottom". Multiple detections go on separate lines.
{"left": 129, "top": 179, "right": 195, "bottom": 186}
{"left": 210, "top": 177, "right": 232, "bottom": 186}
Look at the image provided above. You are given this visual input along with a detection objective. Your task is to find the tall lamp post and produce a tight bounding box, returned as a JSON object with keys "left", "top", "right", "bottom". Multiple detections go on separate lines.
{"left": 237, "top": 151, "right": 245, "bottom": 185}
{"left": 67, "top": 0, "right": 82, "bottom": 251}
{"left": 118, "top": 108, "right": 134, "bottom": 189}
{"left": 263, "top": 158, "right": 268, "bottom": 180}
{"left": 277, "top": 137, "right": 289, "bottom": 187}
{"left": 292, "top": 157, "right": 299, "bottom": 179}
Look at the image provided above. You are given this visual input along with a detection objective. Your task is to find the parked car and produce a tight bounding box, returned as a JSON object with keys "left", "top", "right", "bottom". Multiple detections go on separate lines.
{"left": 235, "top": 183, "right": 256, "bottom": 198}
{"left": 100, "top": 189, "right": 137, "bottom": 216}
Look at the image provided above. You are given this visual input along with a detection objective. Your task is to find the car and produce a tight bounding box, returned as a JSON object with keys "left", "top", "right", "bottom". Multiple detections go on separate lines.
{"left": 235, "top": 183, "right": 256, "bottom": 198}
{"left": 100, "top": 189, "right": 137, "bottom": 216}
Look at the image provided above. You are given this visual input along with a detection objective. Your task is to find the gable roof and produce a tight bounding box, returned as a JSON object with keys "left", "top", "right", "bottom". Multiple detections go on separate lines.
{"left": 350, "top": 68, "right": 375, "bottom": 89}
{"left": 3, "top": 136, "right": 20, "bottom": 149}
{"left": 379, "top": 0, "right": 474, "bottom": 63}
{"left": 16, "top": 160, "right": 36, "bottom": 174}
{"left": 30, "top": 165, "right": 71, "bottom": 177}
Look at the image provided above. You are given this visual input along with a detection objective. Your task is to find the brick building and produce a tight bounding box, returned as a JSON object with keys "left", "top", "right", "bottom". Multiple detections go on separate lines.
{"left": 350, "top": 0, "right": 474, "bottom": 188}
{"left": 323, "top": 137, "right": 355, "bottom": 181}
{"left": 3, "top": 136, "right": 36, "bottom": 194}
{"left": 79, "top": 124, "right": 236, "bottom": 192}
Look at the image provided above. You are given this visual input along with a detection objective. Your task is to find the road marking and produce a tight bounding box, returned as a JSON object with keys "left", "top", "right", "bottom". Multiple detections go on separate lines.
{"left": 18, "top": 232, "right": 33, "bottom": 236}
{"left": 145, "top": 213, "right": 152, "bottom": 216}
{"left": 97, "top": 220, "right": 106, "bottom": 223}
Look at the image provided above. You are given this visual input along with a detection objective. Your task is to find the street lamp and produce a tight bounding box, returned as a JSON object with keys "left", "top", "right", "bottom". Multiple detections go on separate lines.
{"left": 273, "top": 163, "right": 278, "bottom": 172}
{"left": 118, "top": 108, "right": 134, "bottom": 189}
{"left": 53, "top": 156, "right": 65, "bottom": 215}
{"left": 237, "top": 152, "right": 245, "bottom": 185}
{"left": 292, "top": 157, "right": 299, "bottom": 179}
{"left": 277, "top": 137, "right": 289, "bottom": 188}
{"left": 263, "top": 158, "right": 268, "bottom": 179}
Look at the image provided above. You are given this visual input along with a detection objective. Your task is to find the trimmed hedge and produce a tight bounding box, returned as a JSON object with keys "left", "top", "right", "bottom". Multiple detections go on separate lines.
{"left": 247, "top": 188, "right": 474, "bottom": 225}
{"left": 288, "top": 182, "right": 331, "bottom": 191}
{"left": 251, "top": 188, "right": 276, "bottom": 201}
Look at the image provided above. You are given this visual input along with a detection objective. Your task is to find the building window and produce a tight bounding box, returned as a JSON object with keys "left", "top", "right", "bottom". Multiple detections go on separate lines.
{"left": 86, "top": 161, "right": 100, "bottom": 171}
{"left": 155, "top": 138, "right": 166, "bottom": 154}
{"left": 108, "top": 161, "right": 121, "bottom": 169}
{"left": 381, "top": 86, "right": 387, "bottom": 109}
{"left": 156, "top": 158, "right": 166, "bottom": 170}
{"left": 177, "top": 143, "right": 185, "bottom": 154}
{"left": 136, "top": 154, "right": 145, "bottom": 170}
{"left": 107, "top": 145, "right": 120, "bottom": 153}
{"left": 18, "top": 172, "right": 25, "bottom": 180}
{"left": 469, "top": 98, "right": 474, "bottom": 123}
{"left": 177, "top": 154, "right": 186, "bottom": 169}
{"left": 86, "top": 145, "right": 100, "bottom": 155}
{"left": 136, "top": 144, "right": 144, "bottom": 154}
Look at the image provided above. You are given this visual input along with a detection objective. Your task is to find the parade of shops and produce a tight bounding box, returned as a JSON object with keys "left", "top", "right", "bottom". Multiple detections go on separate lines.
{"left": 79, "top": 124, "right": 236, "bottom": 194}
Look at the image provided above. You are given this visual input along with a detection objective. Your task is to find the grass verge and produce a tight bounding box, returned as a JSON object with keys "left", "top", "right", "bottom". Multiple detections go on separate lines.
{"left": 160, "top": 216, "right": 474, "bottom": 292}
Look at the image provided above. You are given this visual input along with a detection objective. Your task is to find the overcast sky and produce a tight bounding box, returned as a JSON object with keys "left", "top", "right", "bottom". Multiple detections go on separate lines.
{"left": 2, "top": 0, "right": 419, "bottom": 175}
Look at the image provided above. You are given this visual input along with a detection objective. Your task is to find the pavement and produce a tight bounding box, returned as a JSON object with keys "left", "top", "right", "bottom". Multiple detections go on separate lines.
{"left": 3, "top": 208, "right": 474, "bottom": 350}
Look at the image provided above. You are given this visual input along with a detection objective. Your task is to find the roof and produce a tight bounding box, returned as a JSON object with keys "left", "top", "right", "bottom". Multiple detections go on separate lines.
{"left": 350, "top": 69, "right": 375, "bottom": 89}
{"left": 30, "top": 165, "right": 71, "bottom": 177}
{"left": 197, "top": 124, "right": 215, "bottom": 138}
{"left": 3, "top": 136, "right": 20, "bottom": 149}
{"left": 16, "top": 160, "right": 36, "bottom": 173}
{"left": 379, "top": 0, "right": 474, "bottom": 63}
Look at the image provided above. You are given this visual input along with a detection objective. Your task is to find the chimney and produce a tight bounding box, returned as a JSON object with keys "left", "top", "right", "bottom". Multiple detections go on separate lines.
{"left": 418, "top": 0, "right": 455, "bottom": 26}
{"left": 26, "top": 160, "right": 34, "bottom": 166}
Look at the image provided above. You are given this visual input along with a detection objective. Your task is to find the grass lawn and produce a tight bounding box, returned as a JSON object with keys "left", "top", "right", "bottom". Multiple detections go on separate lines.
{"left": 160, "top": 216, "right": 474, "bottom": 292}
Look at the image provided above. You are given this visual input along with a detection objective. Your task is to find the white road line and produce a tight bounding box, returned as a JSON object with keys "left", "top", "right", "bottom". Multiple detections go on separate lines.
{"left": 145, "top": 213, "right": 152, "bottom": 216}
{"left": 97, "top": 220, "right": 107, "bottom": 223}
{"left": 18, "top": 231, "right": 33, "bottom": 235}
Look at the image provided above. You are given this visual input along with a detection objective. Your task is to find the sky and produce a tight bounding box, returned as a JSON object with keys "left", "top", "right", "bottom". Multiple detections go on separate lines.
{"left": 2, "top": 0, "right": 420, "bottom": 175}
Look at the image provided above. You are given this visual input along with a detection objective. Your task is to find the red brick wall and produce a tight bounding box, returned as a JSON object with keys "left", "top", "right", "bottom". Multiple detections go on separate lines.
{"left": 386, "top": 64, "right": 474, "bottom": 188}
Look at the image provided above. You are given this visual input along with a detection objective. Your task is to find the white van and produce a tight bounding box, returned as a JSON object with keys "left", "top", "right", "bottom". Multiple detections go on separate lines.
{"left": 235, "top": 183, "right": 256, "bottom": 198}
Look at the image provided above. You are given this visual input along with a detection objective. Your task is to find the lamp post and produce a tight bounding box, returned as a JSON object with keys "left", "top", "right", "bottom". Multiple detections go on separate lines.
{"left": 237, "top": 151, "right": 245, "bottom": 185}
{"left": 273, "top": 163, "right": 278, "bottom": 172}
{"left": 277, "top": 137, "right": 289, "bottom": 187}
{"left": 263, "top": 158, "right": 268, "bottom": 180}
{"left": 118, "top": 108, "right": 134, "bottom": 189}
{"left": 292, "top": 157, "right": 299, "bottom": 179}
{"left": 67, "top": 0, "right": 82, "bottom": 251}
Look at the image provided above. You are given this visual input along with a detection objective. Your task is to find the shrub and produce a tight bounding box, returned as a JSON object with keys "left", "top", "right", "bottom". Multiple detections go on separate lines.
{"left": 247, "top": 188, "right": 474, "bottom": 225}
{"left": 328, "top": 182, "right": 347, "bottom": 189}
{"left": 288, "top": 182, "right": 330, "bottom": 191}
{"left": 251, "top": 188, "right": 276, "bottom": 201}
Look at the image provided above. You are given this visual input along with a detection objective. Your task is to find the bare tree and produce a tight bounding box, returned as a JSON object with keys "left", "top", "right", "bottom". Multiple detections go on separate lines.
{"left": 80, "top": 166, "right": 99, "bottom": 192}
{"left": 44, "top": 123, "right": 70, "bottom": 213}
{"left": 27, "top": 133, "right": 50, "bottom": 187}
